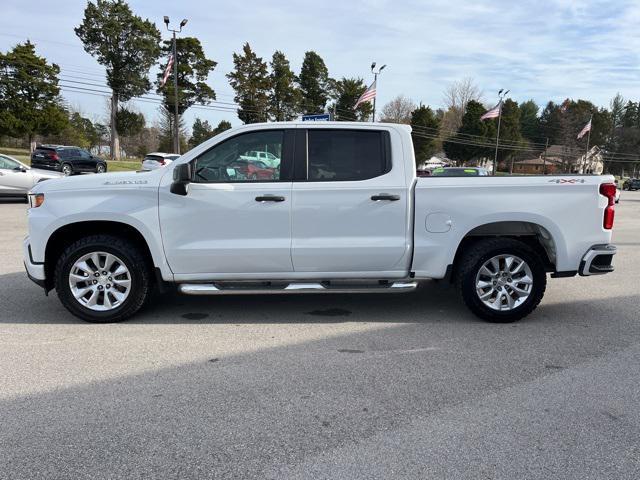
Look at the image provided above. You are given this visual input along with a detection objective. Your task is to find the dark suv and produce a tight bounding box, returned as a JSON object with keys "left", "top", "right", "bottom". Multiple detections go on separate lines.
{"left": 31, "top": 145, "right": 107, "bottom": 176}
{"left": 622, "top": 178, "right": 640, "bottom": 191}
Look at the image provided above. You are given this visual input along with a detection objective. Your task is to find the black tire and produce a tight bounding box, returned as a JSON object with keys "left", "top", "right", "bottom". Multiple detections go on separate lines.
{"left": 54, "top": 234, "right": 152, "bottom": 323}
{"left": 61, "top": 163, "right": 73, "bottom": 176}
{"left": 95, "top": 163, "right": 106, "bottom": 174}
{"left": 455, "top": 237, "right": 547, "bottom": 323}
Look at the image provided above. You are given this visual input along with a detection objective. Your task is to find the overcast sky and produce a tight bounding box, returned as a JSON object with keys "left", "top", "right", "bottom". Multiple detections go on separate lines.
{"left": 2, "top": 0, "right": 639, "bottom": 131}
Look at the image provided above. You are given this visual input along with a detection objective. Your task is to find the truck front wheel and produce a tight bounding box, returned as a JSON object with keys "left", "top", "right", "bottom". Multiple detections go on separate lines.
{"left": 54, "top": 235, "right": 152, "bottom": 323}
{"left": 456, "top": 238, "right": 547, "bottom": 322}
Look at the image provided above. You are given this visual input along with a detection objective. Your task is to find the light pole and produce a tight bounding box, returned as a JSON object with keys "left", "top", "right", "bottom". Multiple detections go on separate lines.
{"left": 164, "top": 16, "right": 188, "bottom": 154}
{"left": 370, "top": 62, "right": 386, "bottom": 122}
{"left": 492, "top": 88, "right": 509, "bottom": 175}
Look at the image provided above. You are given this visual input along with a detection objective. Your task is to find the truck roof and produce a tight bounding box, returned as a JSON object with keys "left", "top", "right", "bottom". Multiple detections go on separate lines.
{"left": 233, "top": 121, "right": 413, "bottom": 132}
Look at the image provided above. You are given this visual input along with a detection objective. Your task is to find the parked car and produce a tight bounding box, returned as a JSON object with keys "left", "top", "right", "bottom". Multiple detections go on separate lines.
{"left": 31, "top": 145, "right": 107, "bottom": 176}
{"left": 141, "top": 152, "right": 180, "bottom": 171}
{"left": 614, "top": 180, "right": 620, "bottom": 204}
{"left": 431, "top": 167, "right": 491, "bottom": 176}
{"left": 239, "top": 150, "right": 280, "bottom": 168}
{"left": 24, "top": 122, "right": 617, "bottom": 324}
{"left": 229, "top": 159, "right": 277, "bottom": 180}
{"left": 0, "top": 153, "right": 63, "bottom": 198}
{"left": 622, "top": 178, "right": 640, "bottom": 191}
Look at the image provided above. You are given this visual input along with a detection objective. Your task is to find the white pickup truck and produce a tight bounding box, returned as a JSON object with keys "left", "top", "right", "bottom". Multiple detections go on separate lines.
{"left": 24, "top": 122, "right": 617, "bottom": 323}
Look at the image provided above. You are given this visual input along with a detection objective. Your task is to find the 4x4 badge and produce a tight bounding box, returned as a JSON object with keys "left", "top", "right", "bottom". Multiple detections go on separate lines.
{"left": 548, "top": 179, "right": 585, "bottom": 184}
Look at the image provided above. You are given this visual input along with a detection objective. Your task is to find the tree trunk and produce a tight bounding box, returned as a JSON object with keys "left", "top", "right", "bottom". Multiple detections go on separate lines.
{"left": 110, "top": 93, "right": 120, "bottom": 161}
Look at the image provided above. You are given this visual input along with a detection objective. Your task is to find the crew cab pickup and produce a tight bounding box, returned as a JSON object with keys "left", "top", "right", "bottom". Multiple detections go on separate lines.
{"left": 24, "top": 122, "right": 617, "bottom": 323}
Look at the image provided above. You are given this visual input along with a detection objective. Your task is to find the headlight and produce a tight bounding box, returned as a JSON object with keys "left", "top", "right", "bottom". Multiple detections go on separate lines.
{"left": 28, "top": 193, "right": 45, "bottom": 208}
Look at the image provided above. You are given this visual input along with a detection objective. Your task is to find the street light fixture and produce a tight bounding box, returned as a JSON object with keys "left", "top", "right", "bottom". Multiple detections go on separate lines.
{"left": 164, "top": 16, "right": 188, "bottom": 154}
{"left": 370, "top": 62, "right": 387, "bottom": 122}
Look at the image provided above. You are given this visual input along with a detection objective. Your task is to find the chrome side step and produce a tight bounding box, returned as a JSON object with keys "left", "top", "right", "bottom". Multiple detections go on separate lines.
{"left": 179, "top": 281, "right": 418, "bottom": 296}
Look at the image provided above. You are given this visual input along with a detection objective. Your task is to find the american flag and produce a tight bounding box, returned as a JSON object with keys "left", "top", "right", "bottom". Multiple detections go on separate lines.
{"left": 480, "top": 102, "right": 502, "bottom": 120}
{"left": 354, "top": 80, "right": 376, "bottom": 109}
{"left": 160, "top": 55, "right": 174, "bottom": 87}
{"left": 577, "top": 119, "right": 592, "bottom": 139}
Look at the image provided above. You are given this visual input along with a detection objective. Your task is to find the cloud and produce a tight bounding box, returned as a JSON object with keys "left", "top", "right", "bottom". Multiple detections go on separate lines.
{"left": 1, "top": 0, "right": 637, "bottom": 127}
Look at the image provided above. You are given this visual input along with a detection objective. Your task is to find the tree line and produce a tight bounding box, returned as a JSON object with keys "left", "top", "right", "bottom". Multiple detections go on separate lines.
{"left": 0, "top": 0, "right": 638, "bottom": 174}
{"left": 378, "top": 79, "right": 639, "bottom": 175}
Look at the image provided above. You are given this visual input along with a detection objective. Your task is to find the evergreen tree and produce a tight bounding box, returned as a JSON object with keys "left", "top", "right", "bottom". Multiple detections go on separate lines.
{"left": 189, "top": 118, "right": 213, "bottom": 148}
{"left": 410, "top": 105, "right": 440, "bottom": 163}
{"left": 539, "top": 101, "right": 563, "bottom": 144}
{"left": 498, "top": 99, "right": 524, "bottom": 171}
{"left": 609, "top": 93, "right": 626, "bottom": 131}
{"left": 213, "top": 120, "right": 232, "bottom": 135}
{"left": 75, "top": 0, "right": 161, "bottom": 160}
{"left": 298, "top": 51, "right": 330, "bottom": 114}
{"left": 227, "top": 43, "right": 270, "bottom": 124}
{"left": 519, "top": 100, "right": 540, "bottom": 142}
{"left": 330, "top": 77, "right": 372, "bottom": 121}
{"left": 189, "top": 119, "right": 231, "bottom": 148}
{"left": 269, "top": 51, "right": 300, "bottom": 121}
{"left": 116, "top": 108, "right": 145, "bottom": 138}
{"left": 156, "top": 37, "right": 216, "bottom": 117}
{"left": 443, "top": 100, "right": 492, "bottom": 162}
{"left": 0, "top": 41, "right": 68, "bottom": 148}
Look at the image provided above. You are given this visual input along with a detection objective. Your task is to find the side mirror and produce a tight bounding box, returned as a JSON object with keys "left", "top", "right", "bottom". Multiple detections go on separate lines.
{"left": 170, "top": 163, "right": 192, "bottom": 196}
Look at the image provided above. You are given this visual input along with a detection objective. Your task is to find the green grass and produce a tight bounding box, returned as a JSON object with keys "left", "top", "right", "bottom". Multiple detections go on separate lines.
{"left": 0, "top": 147, "right": 140, "bottom": 172}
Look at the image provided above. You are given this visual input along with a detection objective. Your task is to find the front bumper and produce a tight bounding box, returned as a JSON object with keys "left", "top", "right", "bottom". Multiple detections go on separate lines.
{"left": 579, "top": 244, "right": 616, "bottom": 276}
{"left": 23, "top": 237, "right": 46, "bottom": 286}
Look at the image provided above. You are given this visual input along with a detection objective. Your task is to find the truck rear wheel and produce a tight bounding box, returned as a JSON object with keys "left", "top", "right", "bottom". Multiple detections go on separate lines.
{"left": 54, "top": 234, "right": 151, "bottom": 323}
{"left": 456, "top": 238, "right": 546, "bottom": 323}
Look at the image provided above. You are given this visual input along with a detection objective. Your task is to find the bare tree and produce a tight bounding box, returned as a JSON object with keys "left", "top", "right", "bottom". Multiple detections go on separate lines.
{"left": 441, "top": 77, "right": 483, "bottom": 131}
{"left": 379, "top": 95, "right": 416, "bottom": 124}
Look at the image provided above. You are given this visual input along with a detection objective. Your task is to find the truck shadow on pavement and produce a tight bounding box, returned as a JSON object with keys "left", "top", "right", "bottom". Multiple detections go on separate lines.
{"left": 0, "top": 270, "right": 635, "bottom": 329}
{"left": 0, "top": 275, "right": 638, "bottom": 478}
{"left": 1, "top": 270, "right": 469, "bottom": 325}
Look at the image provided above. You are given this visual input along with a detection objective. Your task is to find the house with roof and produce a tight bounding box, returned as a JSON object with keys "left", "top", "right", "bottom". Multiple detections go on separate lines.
{"left": 513, "top": 145, "right": 603, "bottom": 175}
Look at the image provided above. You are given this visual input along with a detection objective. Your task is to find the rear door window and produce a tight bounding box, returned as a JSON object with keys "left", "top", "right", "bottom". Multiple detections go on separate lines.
{"left": 306, "top": 129, "right": 390, "bottom": 181}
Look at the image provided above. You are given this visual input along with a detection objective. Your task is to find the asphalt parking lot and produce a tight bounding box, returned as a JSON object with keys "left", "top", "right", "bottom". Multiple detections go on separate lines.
{"left": 1, "top": 194, "right": 639, "bottom": 479}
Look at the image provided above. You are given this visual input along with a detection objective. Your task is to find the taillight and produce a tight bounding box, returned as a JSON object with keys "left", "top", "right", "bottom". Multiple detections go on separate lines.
{"left": 599, "top": 183, "right": 616, "bottom": 230}
{"left": 160, "top": 159, "right": 166, "bottom": 166}
{"left": 50, "top": 153, "right": 59, "bottom": 161}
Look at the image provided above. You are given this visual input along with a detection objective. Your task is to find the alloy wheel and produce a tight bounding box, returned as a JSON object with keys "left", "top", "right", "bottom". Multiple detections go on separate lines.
{"left": 475, "top": 254, "right": 533, "bottom": 311}
{"left": 68, "top": 251, "right": 132, "bottom": 311}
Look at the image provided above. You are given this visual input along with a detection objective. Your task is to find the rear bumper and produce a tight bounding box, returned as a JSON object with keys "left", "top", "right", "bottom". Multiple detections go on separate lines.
{"left": 579, "top": 244, "right": 616, "bottom": 276}
{"left": 23, "top": 237, "right": 46, "bottom": 285}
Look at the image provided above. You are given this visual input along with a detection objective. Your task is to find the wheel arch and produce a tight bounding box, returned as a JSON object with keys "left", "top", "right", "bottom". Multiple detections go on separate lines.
{"left": 44, "top": 220, "right": 157, "bottom": 291}
{"left": 449, "top": 220, "right": 561, "bottom": 282}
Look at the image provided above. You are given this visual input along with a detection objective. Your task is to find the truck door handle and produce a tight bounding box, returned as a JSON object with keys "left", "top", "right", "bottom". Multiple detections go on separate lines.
{"left": 255, "top": 195, "right": 285, "bottom": 202}
{"left": 371, "top": 193, "right": 400, "bottom": 201}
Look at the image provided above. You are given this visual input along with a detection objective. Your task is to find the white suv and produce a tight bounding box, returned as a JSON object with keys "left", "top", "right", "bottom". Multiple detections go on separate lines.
{"left": 239, "top": 150, "right": 280, "bottom": 168}
{"left": 141, "top": 153, "right": 180, "bottom": 170}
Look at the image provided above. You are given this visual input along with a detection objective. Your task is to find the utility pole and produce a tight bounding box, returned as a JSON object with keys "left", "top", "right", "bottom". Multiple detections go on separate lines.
{"left": 370, "top": 62, "right": 386, "bottom": 122}
{"left": 542, "top": 137, "right": 549, "bottom": 174}
{"left": 491, "top": 89, "right": 509, "bottom": 175}
{"left": 164, "top": 16, "right": 188, "bottom": 155}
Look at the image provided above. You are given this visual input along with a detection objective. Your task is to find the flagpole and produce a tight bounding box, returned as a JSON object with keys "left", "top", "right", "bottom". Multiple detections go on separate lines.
{"left": 370, "top": 63, "right": 386, "bottom": 122}
{"left": 583, "top": 114, "right": 593, "bottom": 173}
{"left": 492, "top": 100, "right": 502, "bottom": 176}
